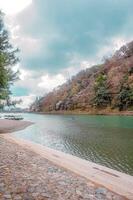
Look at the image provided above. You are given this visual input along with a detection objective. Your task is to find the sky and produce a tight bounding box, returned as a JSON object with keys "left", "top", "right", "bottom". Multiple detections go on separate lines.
{"left": 0, "top": 0, "right": 133, "bottom": 108}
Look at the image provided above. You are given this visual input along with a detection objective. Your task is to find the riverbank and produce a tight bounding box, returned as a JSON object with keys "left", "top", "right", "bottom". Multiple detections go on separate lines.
{"left": 0, "top": 135, "right": 128, "bottom": 200}
{"left": 0, "top": 119, "right": 133, "bottom": 199}
{"left": 0, "top": 119, "right": 33, "bottom": 133}
{"left": 32, "top": 109, "right": 133, "bottom": 116}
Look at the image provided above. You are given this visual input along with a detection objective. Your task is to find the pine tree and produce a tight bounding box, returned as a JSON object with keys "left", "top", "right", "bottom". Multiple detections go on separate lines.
{"left": 0, "top": 11, "right": 19, "bottom": 100}
{"left": 93, "top": 73, "right": 112, "bottom": 107}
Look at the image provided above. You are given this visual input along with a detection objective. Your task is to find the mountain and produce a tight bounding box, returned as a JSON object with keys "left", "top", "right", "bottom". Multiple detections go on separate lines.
{"left": 30, "top": 41, "right": 133, "bottom": 114}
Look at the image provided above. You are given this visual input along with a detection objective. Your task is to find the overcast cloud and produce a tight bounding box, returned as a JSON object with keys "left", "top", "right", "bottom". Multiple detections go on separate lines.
{"left": 1, "top": 0, "right": 133, "bottom": 108}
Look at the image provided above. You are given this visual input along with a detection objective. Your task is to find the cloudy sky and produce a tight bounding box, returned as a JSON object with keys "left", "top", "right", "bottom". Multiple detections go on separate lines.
{"left": 0, "top": 0, "right": 133, "bottom": 108}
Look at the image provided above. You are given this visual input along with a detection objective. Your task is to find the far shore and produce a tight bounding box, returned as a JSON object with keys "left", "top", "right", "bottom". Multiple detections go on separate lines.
{"left": 0, "top": 119, "right": 34, "bottom": 133}
{"left": 32, "top": 110, "right": 133, "bottom": 116}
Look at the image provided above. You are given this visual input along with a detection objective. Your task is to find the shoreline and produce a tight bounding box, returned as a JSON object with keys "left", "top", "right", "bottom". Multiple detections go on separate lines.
{"left": 0, "top": 119, "right": 133, "bottom": 199}
{"left": 2, "top": 134, "right": 133, "bottom": 199}
{"left": 32, "top": 110, "right": 133, "bottom": 116}
{"left": 0, "top": 135, "right": 127, "bottom": 200}
{"left": 0, "top": 119, "right": 34, "bottom": 133}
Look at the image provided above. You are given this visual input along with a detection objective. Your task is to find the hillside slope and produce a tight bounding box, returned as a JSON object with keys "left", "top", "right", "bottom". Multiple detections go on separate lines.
{"left": 30, "top": 41, "right": 133, "bottom": 113}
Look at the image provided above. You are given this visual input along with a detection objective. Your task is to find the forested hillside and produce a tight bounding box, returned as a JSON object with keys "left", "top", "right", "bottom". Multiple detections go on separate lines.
{"left": 30, "top": 41, "right": 133, "bottom": 113}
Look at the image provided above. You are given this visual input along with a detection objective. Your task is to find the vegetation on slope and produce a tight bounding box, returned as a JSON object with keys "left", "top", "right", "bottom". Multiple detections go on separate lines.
{"left": 30, "top": 41, "right": 133, "bottom": 113}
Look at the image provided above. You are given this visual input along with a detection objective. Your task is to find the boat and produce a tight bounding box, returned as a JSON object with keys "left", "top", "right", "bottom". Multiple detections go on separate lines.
{"left": 4, "top": 115, "right": 24, "bottom": 120}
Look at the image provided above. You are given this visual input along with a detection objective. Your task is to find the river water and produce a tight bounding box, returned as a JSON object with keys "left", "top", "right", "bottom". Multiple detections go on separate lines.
{"left": 11, "top": 113, "right": 133, "bottom": 175}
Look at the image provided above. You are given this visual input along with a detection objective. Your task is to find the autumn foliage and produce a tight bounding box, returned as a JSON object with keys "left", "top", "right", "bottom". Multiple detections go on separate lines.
{"left": 31, "top": 41, "right": 133, "bottom": 112}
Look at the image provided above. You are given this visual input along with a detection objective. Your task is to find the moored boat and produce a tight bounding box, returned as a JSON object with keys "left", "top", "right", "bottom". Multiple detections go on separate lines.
{"left": 4, "top": 115, "right": 24, "bottom": 120}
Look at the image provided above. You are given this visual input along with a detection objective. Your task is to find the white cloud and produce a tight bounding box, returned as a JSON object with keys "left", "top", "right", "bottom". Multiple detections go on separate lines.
{"left": 62, "top": 36, "right": 133, "bottom": 79}
{"left": 16, "top": 68, "right": 66, "bottom": 95}
{"left": 12, "top": 36, "right": 132, "bottom": 109}
{"left": 94, "top": 36, "right": 133, "bottom": 63}
{"left": 111, "top": 36, "right": 133, "bottom": 50}
{"left": 2, "top": 1, "right": 133, "bottom": 109}
{"left": 7, "top": 23, "right": 42, "bottom": 57}
{"left": 2, "top": 1, "right": 41, "bottom": 58}
{"left": 62, "top": 60, "right": 96, "bottom": 79}
{"left": 12, "top": 70, "right": 66, "bottom": 108}
{"left": 38, "top": 74, "right": 66, "bottom": 91}
{"left": 15, "top": 36, "right": 42, "bottom": 57}
{"left": 14, "top": 68, "right": 40, "bottom": 93}
{"left": 0, "top": 0, "right": 32, "bottom": 15}
{"left": 12, "top": 94, "right": 36, "bottom": 109}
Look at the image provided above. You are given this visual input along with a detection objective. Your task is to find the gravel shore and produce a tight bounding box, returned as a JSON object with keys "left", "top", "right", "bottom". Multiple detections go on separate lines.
{"left": 0, "top": 136, "right": 125, "bottom": 200}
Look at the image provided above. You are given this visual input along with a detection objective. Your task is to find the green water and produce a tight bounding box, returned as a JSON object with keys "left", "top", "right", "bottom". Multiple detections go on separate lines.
{"left": 12, "top": 113, "right": 133, "bottom": 175}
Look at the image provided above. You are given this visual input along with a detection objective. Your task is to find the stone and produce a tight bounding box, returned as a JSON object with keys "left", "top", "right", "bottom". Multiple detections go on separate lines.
{"left": 32, "top": 193, "right": 39, "bottom": 197}
{"left": 0, "top": 183, "right": 5, "bottom": 187}
{"left": 0, "top": 137, "right": 125, "bottom": 200}
{"left": 76, "top": 189, "right": 82, "bottom": 197}
{"left": 41, "top": 192, "right": 51, "bottom": 198}
{"left": 14, "top": 195, "right": 22, "bottom": 200}
{"left": 83, "top": 193, "right": 94, "bottom": 199}
{"left": 3, "top": 194, "right": 12, "bottom": 199}
{"left": 95, "top": 187, "right": 107, "bottom": 195}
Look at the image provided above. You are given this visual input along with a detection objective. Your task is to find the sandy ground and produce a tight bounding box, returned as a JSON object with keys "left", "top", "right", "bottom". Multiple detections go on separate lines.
{"left": 0, "top": 119, "right": 33, "bottom": 133}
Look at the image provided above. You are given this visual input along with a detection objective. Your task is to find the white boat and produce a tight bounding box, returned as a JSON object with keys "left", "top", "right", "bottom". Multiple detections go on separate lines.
{"left": 4, "top": 115, "right": 24, "bottom": 120}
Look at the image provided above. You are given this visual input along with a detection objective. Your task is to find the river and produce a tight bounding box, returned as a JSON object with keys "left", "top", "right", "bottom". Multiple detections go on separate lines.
{"left": 11, "top": 113, "right": 133, "bottom": 175}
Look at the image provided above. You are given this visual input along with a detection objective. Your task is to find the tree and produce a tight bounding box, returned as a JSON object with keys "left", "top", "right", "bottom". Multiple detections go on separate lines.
{"left": 113, "top": 41, "right": 133, "bottom": 60}
{"left": 116, "top": 75, "right": 133, "bottom": 111}
{"left": 93, "top": 73, "right": 112, "bottom": 107}
{"left": 6, "top": 97, "right": 22, "bottom": 108}
{"left": 0, "top": 11, "right": 19, "bottom": 100}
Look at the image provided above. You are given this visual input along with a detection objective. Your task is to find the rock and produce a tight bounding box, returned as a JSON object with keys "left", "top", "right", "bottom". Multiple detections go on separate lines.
{"left": 32, "top": 192, "right": 39, "bottom": 197}
{"left": 95, "top": 187, "right": 107, "bottom": 195}
{"left": 0, "top": 137, "right": 125, "bottom": 200}
{"left": 23, "top": 193, "right": 34, "bottom": 200}
{"left": 47, "top": 167, "right": 58, "bottom": 173}
{"left": 83, "top": 193, "right": 94, "bottom": 199}
{"left": 27, "top": 187, "right": 35, "bottom": 193}
{"left": 0, "top": 183, "right": 5, "bottom": 187}
{"left": 14, "top": 195, "right": 22, "bottom": 200}
{"left": 76, "top": 189, "right": 82, "bottom": 197}
{"left": 3, "top": 194, "right": 12, "bottom": 199}
{"left": 58, "top": 181, "right": 67, "bottom": 186}
{"left": 41, "top": 192, "right": 51, "bottom": 198}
